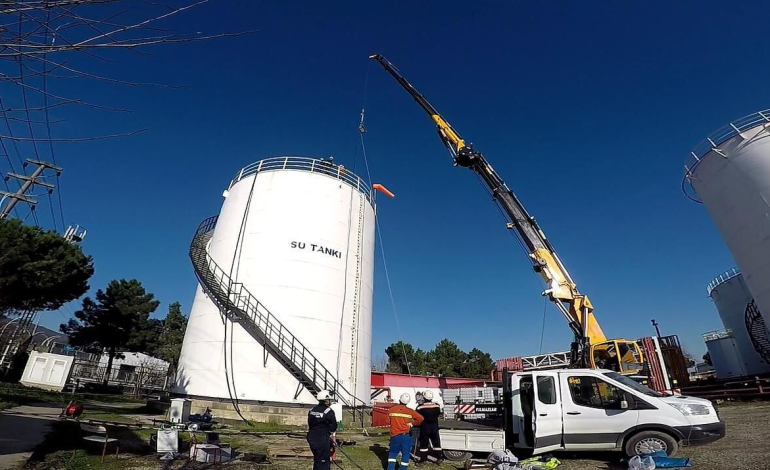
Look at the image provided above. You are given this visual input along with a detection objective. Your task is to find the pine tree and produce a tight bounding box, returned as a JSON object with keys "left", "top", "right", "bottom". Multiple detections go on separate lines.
{"left": 0, "top": 218, "right": 93, "bottom": 315}
{"left": 61, "top": 279, "right": 159, "bottom": 384}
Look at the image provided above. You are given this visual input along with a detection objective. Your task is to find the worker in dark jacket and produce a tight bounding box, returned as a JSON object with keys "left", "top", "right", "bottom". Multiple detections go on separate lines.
{"left": 388, "top": 393, "right": 424, "bottom": 469}
{"left": 416, "top": 390, "right": 443, "bottom": 465}
{"left": 307, "top": 390, "right": 337, "bottom": 470}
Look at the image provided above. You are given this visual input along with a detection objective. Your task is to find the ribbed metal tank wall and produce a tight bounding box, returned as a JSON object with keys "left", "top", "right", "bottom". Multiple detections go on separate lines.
{"left": 176, "top": 157, "right": 376, "bottom": 404}
{"left": 708, "top": 269, "right": 770, "bottom": 375}
{"left": 704, "top": 331, "right": 745, "bottom": 379}
{"left": 685, "top": 111, "right": 770, "bottom": 330}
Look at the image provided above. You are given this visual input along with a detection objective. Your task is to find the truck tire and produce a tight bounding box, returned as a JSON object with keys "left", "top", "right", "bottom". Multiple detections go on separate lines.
{"left": 443, "top": 449, "right": 472, "bottom": 461}
{"left": 624, "top": 430, "right": 679, "bottom": 457}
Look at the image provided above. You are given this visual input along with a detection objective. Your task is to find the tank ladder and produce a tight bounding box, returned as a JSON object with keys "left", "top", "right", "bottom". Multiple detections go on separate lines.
{"left": 189, "top": 216, "right": 366, "bottom": 424}
{"left": 745, "top": 300, "right": 770, "bottom": 364}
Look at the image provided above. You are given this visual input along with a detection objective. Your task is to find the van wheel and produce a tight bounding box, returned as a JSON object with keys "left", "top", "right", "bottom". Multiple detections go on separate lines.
{"left": 442, "top": 450, "right": 471, "bottom": 461}
{"left": 624, "top": 430, "right": 679, "bottom": 457}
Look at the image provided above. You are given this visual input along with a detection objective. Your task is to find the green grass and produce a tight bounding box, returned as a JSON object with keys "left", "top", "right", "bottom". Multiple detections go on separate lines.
{"left": 0, "top": 400, "right": 18, "bottom": 410}
{"left": 25, "top": 420, "right": 155, "bottom": 469}
{"left": 0, "top": 382, "right": 145, "bottom": 409}
{"left": 228, "top": 420, "right": 305, "bottom": 433}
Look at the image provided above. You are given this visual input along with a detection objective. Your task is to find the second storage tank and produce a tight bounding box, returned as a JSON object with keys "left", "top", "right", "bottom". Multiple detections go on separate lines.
{"left": 704, "top": 330, "right": 746, "bottom": 379}
{"left": 708, "top": 268, "right": 770, "bottom": 375}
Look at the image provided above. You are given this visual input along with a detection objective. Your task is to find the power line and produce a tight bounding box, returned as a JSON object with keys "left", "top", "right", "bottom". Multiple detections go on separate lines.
{"left": 42, "top": 8, "right": 65, "bottom": 230}
{"left": 0, "top": 95, "right": 26, "bottom": 172}
{"left": 47, "top": 191, "right": 57, "bottom": 231}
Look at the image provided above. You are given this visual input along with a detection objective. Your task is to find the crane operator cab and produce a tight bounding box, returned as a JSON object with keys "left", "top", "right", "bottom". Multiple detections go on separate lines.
{"left": 590, "top": 340, "right": 644, "bottom": 375}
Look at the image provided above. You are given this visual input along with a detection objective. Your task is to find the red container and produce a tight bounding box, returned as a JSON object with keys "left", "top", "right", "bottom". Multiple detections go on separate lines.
{"left": 371, "top": 402, "right": 398, "bottom": 428}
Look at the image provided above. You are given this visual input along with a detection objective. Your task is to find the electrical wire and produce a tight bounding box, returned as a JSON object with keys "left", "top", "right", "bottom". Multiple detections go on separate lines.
{"left": 42, "top": 9, "right": 65, "bottom": 230}
{"left": 47, "top": 192, "right": 57, "bottom": 232}
{"left": 17, "top": 18, "right": 42, "bottom": 168}
{"left": 0, "top": 95, "right": 25, "bottom": 172}
{"left": 1, "top": 177, "right": 21, "bottom": 219}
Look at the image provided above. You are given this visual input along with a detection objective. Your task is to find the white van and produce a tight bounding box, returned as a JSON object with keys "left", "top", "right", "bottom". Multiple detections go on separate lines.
{"left": 439, "top": 369, "right": 725, "bottom": 461}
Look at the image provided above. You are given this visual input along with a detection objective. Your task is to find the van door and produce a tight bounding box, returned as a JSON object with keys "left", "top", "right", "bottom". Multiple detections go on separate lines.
{"left": 560, "top": 373, "right": 640, "bottom": 450}
{"left": 510, "top": 373, "right": 529, "bottom": 449}
{"left": 532, "top": 371, "right": 564, "bottom": 454}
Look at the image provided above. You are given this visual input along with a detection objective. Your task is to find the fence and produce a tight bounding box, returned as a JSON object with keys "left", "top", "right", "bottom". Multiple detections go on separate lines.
{"left": 69, "top": 358, "right": 170, "bottom": 392}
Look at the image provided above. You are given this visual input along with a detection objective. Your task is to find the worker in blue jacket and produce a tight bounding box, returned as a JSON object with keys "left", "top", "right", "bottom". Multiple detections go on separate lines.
{"left": 307, "top": 390, "right": 337, "bottom": 470}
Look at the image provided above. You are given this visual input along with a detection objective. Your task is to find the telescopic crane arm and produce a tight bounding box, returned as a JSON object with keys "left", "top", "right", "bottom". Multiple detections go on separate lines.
{"left": 369, "top": 54, "right": 608, "bottom": 363}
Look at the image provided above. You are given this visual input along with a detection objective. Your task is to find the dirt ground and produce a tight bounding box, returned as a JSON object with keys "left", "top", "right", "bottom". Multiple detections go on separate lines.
{"left": 22, "top": 400, "right": 770, "bottom": 469}
{"left": 269, "top": 401, "right": 770, "bottom": 470}
{"left": 542, "top": 401, "right": 770, "bottom": 470}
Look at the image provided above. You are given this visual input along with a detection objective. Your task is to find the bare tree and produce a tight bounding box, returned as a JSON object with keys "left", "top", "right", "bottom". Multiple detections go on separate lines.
{"left": 0, "top": 0, "right": 250, "bottom": 228}
{"left": 132, "top": 354, "right": 168, "bottom": 396}
{"left": 371, "top": 354, "right": 389, "bottom": 372}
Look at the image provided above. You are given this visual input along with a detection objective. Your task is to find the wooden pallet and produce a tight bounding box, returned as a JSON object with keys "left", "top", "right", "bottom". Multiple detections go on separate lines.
{"left": 269, "top": 446, "right": 314, "bottom": 460}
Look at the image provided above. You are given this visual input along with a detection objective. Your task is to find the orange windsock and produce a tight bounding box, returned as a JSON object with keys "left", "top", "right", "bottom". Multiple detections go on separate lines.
{"left": 372, "top": 183, "right": 395, "bottom": 198}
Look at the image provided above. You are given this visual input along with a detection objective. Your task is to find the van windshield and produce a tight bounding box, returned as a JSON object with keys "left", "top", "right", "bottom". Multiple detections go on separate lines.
{"left": 603, "top": 372, "right": 666, "bottom": 397}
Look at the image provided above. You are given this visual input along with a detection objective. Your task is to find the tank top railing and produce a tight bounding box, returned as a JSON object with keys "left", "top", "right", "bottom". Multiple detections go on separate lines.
{"left": 706, "top": 267, "right": 741, "bottom": 296}
{"left": 683, "top": 110, "right": 770, "bottom": 202}
{"left": 229, "top": 156, "right": 374, "bottom": 204}
{"left": 189, "top": 216, "right": 366, "bottom": 424}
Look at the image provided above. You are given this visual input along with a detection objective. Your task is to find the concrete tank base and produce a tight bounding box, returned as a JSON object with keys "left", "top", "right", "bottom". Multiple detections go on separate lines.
{"left": 179, "top": 396, "right": 372, "bottom": 427}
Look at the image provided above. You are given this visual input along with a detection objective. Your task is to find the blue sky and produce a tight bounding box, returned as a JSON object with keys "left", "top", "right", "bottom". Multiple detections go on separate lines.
{"left": 11, "top": 1, "right": 769, "bottom": 361}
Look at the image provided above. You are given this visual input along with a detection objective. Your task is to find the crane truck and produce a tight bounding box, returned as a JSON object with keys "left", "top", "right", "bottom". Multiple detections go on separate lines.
{"left": 369, "top": 54, "right": 643, "bottom": 376}
{"left": 369, "top": 54, "right": 725, "bottom": 461}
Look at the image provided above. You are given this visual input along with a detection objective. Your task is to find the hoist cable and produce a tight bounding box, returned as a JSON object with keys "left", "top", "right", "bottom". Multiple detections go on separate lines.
{"left": 359, "top": 126, "right": 412, "bottom": 376}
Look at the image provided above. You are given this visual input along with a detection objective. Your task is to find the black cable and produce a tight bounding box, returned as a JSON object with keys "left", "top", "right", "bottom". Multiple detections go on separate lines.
{"left": 17, "top": 16, "right": 42, "bottom": 168}
{"left": 42, "top": 9, "right": 65, "bottom": 230}
{"left": 47, "top": 191, "right": 57, "bottom": 232}
{"left": 227, "top": 172, "right": 258, "bottom": 418}
{"left": 0, "top": 95, "right": 26, "bottom": 173}
{"left": 1, "top": 177, "right": 20, "bottom": 219}
{"left": 220, "top": 172, "right": 259, "bottom": 424}
{"left": 333, "top": 440, "right": 366, "bottom": 470}
{"left": 220, "top": 313, "right": 235, "bottom": 404}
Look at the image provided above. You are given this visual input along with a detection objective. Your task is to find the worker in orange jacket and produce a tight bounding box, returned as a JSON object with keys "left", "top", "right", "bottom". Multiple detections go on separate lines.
{"left": 387, "top": 393, "right": 424, "bottom": 469}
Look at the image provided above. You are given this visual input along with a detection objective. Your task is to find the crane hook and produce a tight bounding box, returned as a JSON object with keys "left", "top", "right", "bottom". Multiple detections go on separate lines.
{"left": 358, "top": 109, "right": 367, "bottom": 134}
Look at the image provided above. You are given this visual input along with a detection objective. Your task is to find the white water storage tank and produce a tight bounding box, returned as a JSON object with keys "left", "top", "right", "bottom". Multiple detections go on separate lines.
{"left": 703, "top": 330, "right": 745, "bottom": 379}
{"left": 707, "top": 268, "right": 770, "bottom": 375}
{"left": 176, "top": 157, "right": 376, "bottom": 405}
{"left": 684, "top": 110, "right": 770, "bottom": 331}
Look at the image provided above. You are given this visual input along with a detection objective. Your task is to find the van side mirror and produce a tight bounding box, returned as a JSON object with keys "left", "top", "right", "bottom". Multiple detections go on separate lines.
{"left": 619, "top": 392, "right": 634, "bottom": 410}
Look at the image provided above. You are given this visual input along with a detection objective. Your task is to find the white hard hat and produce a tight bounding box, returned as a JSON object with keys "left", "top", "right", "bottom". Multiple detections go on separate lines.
{"left": 317, "top": 390, "right": 332, "bottom": 401}
{"left": 399, "top": 393, "right": 411, "bottom": 405}
{"left": 423, "top": 390, "right": 434, "bottom": 401}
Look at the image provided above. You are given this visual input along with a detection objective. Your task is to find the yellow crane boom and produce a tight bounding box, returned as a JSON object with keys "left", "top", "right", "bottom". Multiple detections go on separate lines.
{"left": 370, "top": 54, "right": 643, "bottom": 374}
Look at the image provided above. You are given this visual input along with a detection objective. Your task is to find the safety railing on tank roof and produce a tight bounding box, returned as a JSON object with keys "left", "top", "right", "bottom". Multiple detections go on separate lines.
{"left": 230, "top": 156, "right": 374, "bottom": 203}
{"left": 703, "top": 329, "right": 734, "bottom": 341}
{"left": 683, "top": 110, "right": 770, "bottom": 202}
{"left": 189, "top": 216, "right": 367, "bottom": 417}
{"left": 706, "top": 267, "right": 741, "bottom": 296}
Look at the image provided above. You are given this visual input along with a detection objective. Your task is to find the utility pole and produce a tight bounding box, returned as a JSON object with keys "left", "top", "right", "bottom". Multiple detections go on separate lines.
{"left": 0, "top": 159, "right": 62, "bottom": 219}
{"left": 651, "top": 319, "right": 662, "bottom": 338}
